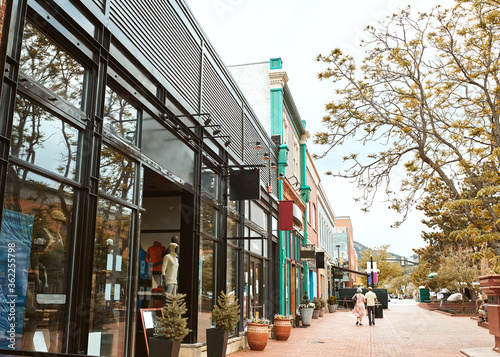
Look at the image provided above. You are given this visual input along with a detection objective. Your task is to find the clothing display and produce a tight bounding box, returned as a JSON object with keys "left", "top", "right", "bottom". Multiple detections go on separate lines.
{"left": 145, "top": 241, "right": 166, "bottom": 273}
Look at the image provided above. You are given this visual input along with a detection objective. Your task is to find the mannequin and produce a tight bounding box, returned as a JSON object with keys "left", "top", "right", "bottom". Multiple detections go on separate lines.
{"left": 162, "top": 242, "right": 179, "bottom": 294}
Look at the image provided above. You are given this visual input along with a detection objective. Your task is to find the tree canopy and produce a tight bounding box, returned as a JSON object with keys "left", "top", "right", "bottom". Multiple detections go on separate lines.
{"left": 315, "top": 0, "right": 500, "bottom": 269}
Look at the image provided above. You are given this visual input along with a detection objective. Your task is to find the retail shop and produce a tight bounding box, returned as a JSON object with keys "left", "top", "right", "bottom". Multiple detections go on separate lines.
{"left": 0, "top": 0, "right": 280, "bottom": 356}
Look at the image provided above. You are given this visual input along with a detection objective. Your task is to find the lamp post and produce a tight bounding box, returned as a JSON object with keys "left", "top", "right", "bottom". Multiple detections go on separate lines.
{"left": 336, "top": 244, "right": 340, "bottom": 291}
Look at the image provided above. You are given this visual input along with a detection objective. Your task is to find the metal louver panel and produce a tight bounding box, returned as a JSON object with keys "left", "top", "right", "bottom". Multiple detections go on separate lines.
{"left": 92, "top": 0, "right": 105, "bottom": 12}
{"left": 110, "top": 0, "right": 201, "bottom": 110}
{"left": 202, "top": 56, "right": 243, "bottom": 160}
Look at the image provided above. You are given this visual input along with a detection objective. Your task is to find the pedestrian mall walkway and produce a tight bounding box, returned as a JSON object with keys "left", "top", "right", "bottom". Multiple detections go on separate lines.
{"left": 230, "top": 300, "right": 494, "bottom": 357}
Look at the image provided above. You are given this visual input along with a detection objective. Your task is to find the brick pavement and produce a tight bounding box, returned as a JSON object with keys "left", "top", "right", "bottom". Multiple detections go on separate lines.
{"left": 229, "top": 301, "right": 494, "bottom": 357}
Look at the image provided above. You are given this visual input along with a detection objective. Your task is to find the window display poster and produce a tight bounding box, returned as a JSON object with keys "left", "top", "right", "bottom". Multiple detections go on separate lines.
{"left": 0, "top": 209, "right": 34, "bottom": 349}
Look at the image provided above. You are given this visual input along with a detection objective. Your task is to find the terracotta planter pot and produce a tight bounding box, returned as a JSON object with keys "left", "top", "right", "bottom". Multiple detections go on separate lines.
{"left": 299, "top": 307, "right": 314, "bottom": 326}
{"left": 206, "top": 329, "right": 229, "bottom": 357}
{"left": 273, "top": 319, "right": 292, "bottom": 341}
{"left": 312, "top": 309, "right": 320, "bottom": 319}
{"left": 247, "top": 323, "right": 269, "bottom": 351}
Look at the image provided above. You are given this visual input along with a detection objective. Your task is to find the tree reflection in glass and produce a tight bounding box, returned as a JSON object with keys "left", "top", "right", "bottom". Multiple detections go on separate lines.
{"left": 11, "top": 96, "right": 79, "bottom": 181}
{"left": 20, "top": 22, "right": 85, "bottom": 110}
{"left": 99, "top": 143, "right": 135, "bottom": 203}
{"left": 103, "top": 87, "right": 138, "bottom": 144}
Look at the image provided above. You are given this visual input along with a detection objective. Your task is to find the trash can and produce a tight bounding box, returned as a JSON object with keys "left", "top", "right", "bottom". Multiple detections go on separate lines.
{"left": 375, "top": 303, "right": 383, "bottom": 318}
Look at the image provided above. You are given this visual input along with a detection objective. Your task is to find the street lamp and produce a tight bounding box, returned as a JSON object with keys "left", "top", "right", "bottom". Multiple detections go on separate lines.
{"left": 336, "top": 244, "right": 340, "bottom": 291}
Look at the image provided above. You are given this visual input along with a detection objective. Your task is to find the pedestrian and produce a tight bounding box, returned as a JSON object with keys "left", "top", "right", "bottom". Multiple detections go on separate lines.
{"left": 365, "top": 287, "right": 378, "bottom": 326}
{"left": 352, "top": 288, "right": 366, "bottom": 325}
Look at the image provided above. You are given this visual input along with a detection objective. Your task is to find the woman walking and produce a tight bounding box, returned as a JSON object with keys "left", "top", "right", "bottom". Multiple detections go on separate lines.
{"left": 352, "top": 288, "right": 366, "bottom": 325}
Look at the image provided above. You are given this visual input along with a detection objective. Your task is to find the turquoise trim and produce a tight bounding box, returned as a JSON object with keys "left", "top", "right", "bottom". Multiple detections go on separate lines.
{"left": 270, "top": 57, "right": 282, "bottom": 69}
{"left": 270, "top": 89, "right": 283, "bottom": 136}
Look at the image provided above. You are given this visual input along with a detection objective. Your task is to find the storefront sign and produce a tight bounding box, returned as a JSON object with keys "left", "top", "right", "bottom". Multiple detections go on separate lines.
{"left": 0, "top": 209, "right": 34, "bottom": 350}
{"left": 300, "top": 245, "right": 316, "bottom": 261}
{"left": 279, "top": 200, "right": 293, "bottom": 231}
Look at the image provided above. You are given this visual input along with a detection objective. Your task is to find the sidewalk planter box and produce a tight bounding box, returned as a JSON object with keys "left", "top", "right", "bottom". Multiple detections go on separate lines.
{"left": 273, "top": 319, "right": 292, "bottom": 341}
{"left": 479, "top": 274, "right": 500, "bottom": 352}
{"left": 206, "top": 329, "right": 229, "bottom": 357}
{"left": 299, "top": 307, "right": 314, "bottom": 326}
{"left": 148, "top": 336, "right": 181, "bottom": 357}
{"left": 247, "top": 323, "right": 269, "bottom": 351}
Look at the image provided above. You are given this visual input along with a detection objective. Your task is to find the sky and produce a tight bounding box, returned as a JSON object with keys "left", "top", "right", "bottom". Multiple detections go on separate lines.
{"left": 184, "top": 0, "right": 455, "bottom": 257}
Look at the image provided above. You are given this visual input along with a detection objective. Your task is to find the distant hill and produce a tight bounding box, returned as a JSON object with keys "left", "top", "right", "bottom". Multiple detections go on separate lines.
{"left": 353, "top": 241, "right": 403, "bottom": 261}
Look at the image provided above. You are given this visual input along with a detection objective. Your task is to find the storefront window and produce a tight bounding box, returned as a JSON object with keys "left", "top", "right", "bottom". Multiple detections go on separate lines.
{"left": 198, "top": 238, "right": 215, "bottom": 343}
{"left": 89, "top": 198, "right": 132, "bottom": 357}
{"left": 226, "top": 246, "right": 237, "bottom": 294}
{"left": 1, "top": 166, "right": 73, "bottom": 353}
{"left": 200, "top": 202, "right": 218, "bottom": 238}
{"left": 20, "top": 22, "right": 86, "bottom": 111}
{"left": 11, "top": 96, "right": 80, "bottom": 181}
{"left": 103, "top": 86, "right": 139, "bottom": 145}
{"left": 99, "top": 144, "right": 136, "bottom": 203}
{"left": 201, "top": 166, "right": 218, "bottom": 198}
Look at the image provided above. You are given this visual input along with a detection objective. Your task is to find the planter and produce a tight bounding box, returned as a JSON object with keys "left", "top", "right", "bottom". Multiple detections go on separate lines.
{"left": 273, "top": 319, "right": 292, "bottom": 341}
{"left": 206, "top": 329, "right": 229, "bottom": 357}
{"left": 328, "top": 304, "right": 338, "bottom": 313}
{"left": 247, "top": 323, "right": 269, "bottom": 351}
{"left": 312, "top": 309, "right": 320, "bottom": 319}
{"left": 479, "top": 274, "right": 500, "bottom": 352}
{"left": 299, "top": 307, "right": 314, "bottom": 326}
{"left": 148, "top": 336, "right": 181, "bottom": 357}
{"left": 319, "top": 308, "right": 325, "bottom": 317}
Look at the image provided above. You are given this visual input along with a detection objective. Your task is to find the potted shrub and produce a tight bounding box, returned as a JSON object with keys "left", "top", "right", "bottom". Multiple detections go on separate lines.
{"left": 318, "top": 298, "right": 326, "bottom": 317}
{"left": 327, "top": 296, "right": 338, "bottom": 313}
{"left": 273, "top": 315, "right": 294, "bottom": 341}
{"left": 207, "top": 291, "right": 240, "bottom": 357}
{"left": 312, "top": 298, "right": 321, "bottom": 319}
{"left": 150, "top": 293, "right": 192, "bottom": 357}
{"left": 246, "top": 317, "right": 270, "bottom": 351}
{"left": 298, "top": 292, "right": 315, "bottom": 326}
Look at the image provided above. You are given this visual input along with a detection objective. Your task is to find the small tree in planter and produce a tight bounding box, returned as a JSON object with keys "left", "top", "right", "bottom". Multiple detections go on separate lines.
{"left": 327, "top": 296, "right": 338, "bottom": 313}
{"left": 150, "top": 293, "right": 192, "bottom": 357}
{"left": 312, "top": 298, "right": 321, "bottom": 319}
{"left": 207, "top": 290, "right": 240, "bottom": 357}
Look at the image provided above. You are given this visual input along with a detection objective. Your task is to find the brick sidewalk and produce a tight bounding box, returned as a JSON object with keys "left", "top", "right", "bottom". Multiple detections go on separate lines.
{"left": 229, "top": 302, "right": 494, "bottom": 357}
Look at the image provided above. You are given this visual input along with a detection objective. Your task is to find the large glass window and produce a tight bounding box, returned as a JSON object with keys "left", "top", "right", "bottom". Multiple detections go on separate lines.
{"left": 99, "top": 144, "right": 136, "bottom": 203}
{"left": 1, "top": 166, "right": 73, "bottom": 353}
{"left": 200, "top": 202, "right": 218, "bottom": 238}
{"left": 103, "top": 86, "right": 139, "bottom": 145}
{"left": 201, "top": 165, "right": 218, "bottom": 198}
{"left": 89, "top": 198, "right": 132, "bottom": 357}
{"left": 11, "top": 96, "right": 80, "bottom": 181}
{"left": 20, "top": 22, "right": 86, "bottom": 111}
{"left": 198, "top": 238, "right": 215, "bottom": 343}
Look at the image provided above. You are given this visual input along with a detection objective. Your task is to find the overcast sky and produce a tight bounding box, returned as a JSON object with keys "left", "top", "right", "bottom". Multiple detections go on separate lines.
{"left": 184, "top": 0, "right": 455, "bottom": 257}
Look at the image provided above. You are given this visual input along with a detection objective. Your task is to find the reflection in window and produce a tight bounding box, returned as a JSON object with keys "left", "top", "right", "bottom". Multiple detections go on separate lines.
{"left": 103, "top": 87, "right": 138, "bottom": 144}
{"left": 198, "top": 238, "right": 215, "bottom": 343}
{"left": 12, "top": 96, "right": 80, "bottom": 181}
{"left": 201, "top": 166, "right": 218, "bottom": 198}
{"left": 89, "top": 198, "right": 132, "bottom": 357}
{"left": 20, "top": 22, "right": 85, "bottom": 110}
{"left": 226, "top": 246, "right": 237, "bottom": 298}
{"left": 2, "top": 166, "right": 73, "bottom": 353}
{"left": 99, "top": 144, "right": 136, "bottom": 203}
{"left": 200, "top": 202, "right": 217, "bottom": 238}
